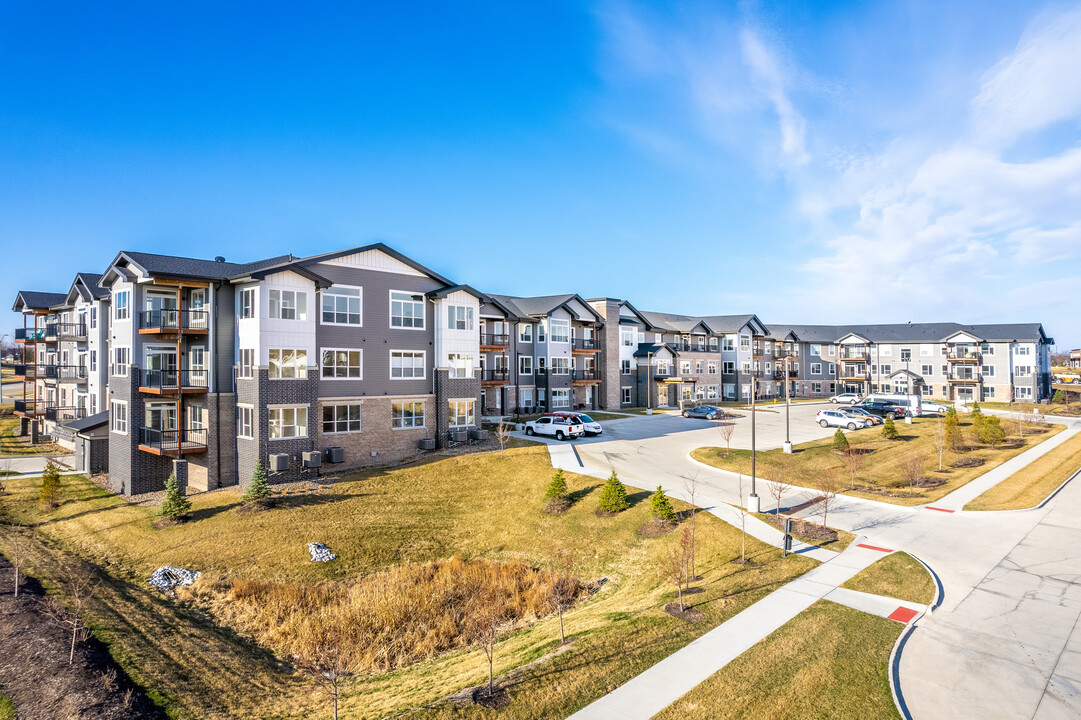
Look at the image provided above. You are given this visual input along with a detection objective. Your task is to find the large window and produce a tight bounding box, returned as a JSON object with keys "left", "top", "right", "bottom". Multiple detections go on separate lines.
{"left": 391, "top": 351, "right": 425, "bottom": 379}
{"left": 552, "top": 389, "right": 570, "bottom": 408}
{"left": 323, "top": 404, "right": 361, "bottom": 434}
{"left": 922, "top": 364, "right": 934, "bottom": 376}
{"left": 90, "top": 307, "right": 97, "bottom": 329}
{"left": 708, "top": 361, "right": 718, "bottom": 374}
{"left": 269, "top": 289, "right": 307, "bottom": 321}
{"left": 519, "top": 324, "right": 533, "bottom": 343}
{"left": 447, "top": 305, "right": 474, "bottom": 331}
{"left": 392, "top": 401, "right": 425, "bottom": 429}
{"left": 621, "top": 359, "right": 631, "bottom": 374}
{"left": 811, "top": 363, "right": 822, "bottom": 374}
{"left": 321, "top": 349, "right": 362, "bottom": 379}
{"left": 448, "top": 400, "right": 474, "bottom": 427}
{"left": 551, "top": 357, "right": 570, "bottom": 375}
{"left": 238, "top": 348, "right": 254, "bottom": 378}
{"left": 268, "top": 349, "right": 308, "bottom": 379}
{"left": 269, "top": 406, "right": 308, "bottom": 439}
{"left": 110, "top": 400, "right": 127, "bottom": 434}
{"left": 621, "top": 328, "right": 635, "bottom": 347}
{"left": 322, "top": 286, "right": 362, "bottom": 325}
{"left": 237, "top": 406, "right": 253, "bottom": 438}
{"left": 537, "top": 321, "right": 546, "bottom": 342}
{"left": 112, "top": 347, "right": 130, "bottom": 376}
{"left": 723, "top": 361, "right": 735, "bottom": 374}
{"left": 519, "top": 356, "right": 533, "bottom": 375}
{"left": 448, "top": 353, "right": 473, "bottom": 379}
{"left": 239, "top": 288, "right": 255, "bottom": 319}
{"left": 390, "top": 291, "right": 424, "bottom": 329}
{"left": 114, "top": 291, "right": 130, "bottom": 320}
{"left": 740, "top": 335, "right": 751, "bottom": 351}
{"left": 550, "top": 320, "right": 570, "bottom": 343}
{"left": 723, "top": 337, "right": 735, "bottom": 351}
{"left": 621, "top": 387, "right": 632, "bottom": 404}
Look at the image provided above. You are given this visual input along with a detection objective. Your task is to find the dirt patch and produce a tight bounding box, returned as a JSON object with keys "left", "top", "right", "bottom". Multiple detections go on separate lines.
{"left": 472, "top": 686, "right": 510, "bottom": 709}
{"left": 730, "top": 557, "right": 758, "bottom": 566}
{"left": 911, "top": 477, "right": 946, "bottom": 489}
{"left": 638, "top": 520, "right": 676, "bottom": 537}
{"left": 151, "top": 516, "right": 188, "bottom": 529}
{"left": 664, "top": 603, "right": 705, "bottom": 622}
{"left": 0, "top": 557, "right": 165, "bottom": 719}
{"left": 762, "top": 514, "right": 838, "bottom": 543}
{"left": 542, "top": 498, "right": 571, "bottom": 515}
{"left": 681, "top": 586, "right": 705, "bottom": 595}
{"left": 594, "top": 508, "right": 619, "bottom": 518}
{"left": 235, "top": 500, "right": 276, "bottom": 515}
{"left": 951, "top": 456, "right": 986, "bottom": 469}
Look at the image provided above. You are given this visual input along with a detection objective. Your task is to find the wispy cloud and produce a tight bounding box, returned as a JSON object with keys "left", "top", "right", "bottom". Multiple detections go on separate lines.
{"left": 739, "top": 28, "right": 809, "bottom": 166}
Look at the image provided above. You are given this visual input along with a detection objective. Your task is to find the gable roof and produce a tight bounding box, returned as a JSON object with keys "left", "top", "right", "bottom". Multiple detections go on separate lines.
{"left": 632, "top": 342, "right": 675, "bottom": 359}
{"left": 64, "top": 411, "right": 109, "bottom": 432}
{"left": 241, "top": 243, "right": 455, "bottom": 289}
{"left": 426, "top": 284, "right": 490, "bottom": 302}
{"left": 764, "top": 322, "right": 1049, "bottom": 344}
{"left": 13, "top": 291, "right": 68, "bottom": 312}
{"left": 101, "top": 250, "right": 295, "bottom": 285}
{"left": 639, "top": 310, "right": 714, "bottom": 334}
{"left": 486, "top": 293, "right": 604, "bottom": 323}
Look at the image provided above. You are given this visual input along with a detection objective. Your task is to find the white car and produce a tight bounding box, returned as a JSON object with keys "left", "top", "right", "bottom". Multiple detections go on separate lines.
{"left": 816, "top": 409, "right": 870, "bottom": 430}
{"left": 525, "top": 415, "right": 585, "bottom": 440}
{"left": 829, "top": 393, "right": 863, "bottom": 404}
{"left": 920, "top": 400, "right": 949, "bottom": 414}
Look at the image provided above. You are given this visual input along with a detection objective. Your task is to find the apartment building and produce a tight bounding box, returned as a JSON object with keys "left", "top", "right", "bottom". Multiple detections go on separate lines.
{"left": 11, "top": 242, "right": 1054, "bottom": 497}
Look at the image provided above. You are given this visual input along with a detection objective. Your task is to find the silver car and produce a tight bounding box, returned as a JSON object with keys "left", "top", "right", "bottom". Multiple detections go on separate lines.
{"left": 816, "top": 409, "right": 870, "bottom": 430}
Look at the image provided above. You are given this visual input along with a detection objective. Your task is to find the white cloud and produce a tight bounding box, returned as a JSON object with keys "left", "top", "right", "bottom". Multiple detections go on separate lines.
{"left": 740, "top": 28, "right": 809, "bottom": 166}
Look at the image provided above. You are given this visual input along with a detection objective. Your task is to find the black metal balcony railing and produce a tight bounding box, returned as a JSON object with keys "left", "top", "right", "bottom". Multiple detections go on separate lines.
{"left": 676, "top": 344, "right": 711, "bottom": 353}
{"left": 773, "top": 367, "right": 800, "bottom": 380}
{"left": 480, "top": 369, "right": 510, "bottom": 382}
{"left": 948, "top": 372, "right": 981, "bottom": 382}
{"left": 44, "top": 364, "right": 87, "bottom": 382}
{"left": 140, "top": 369, "right": 210, "bottom": 391}
{"left": 138, "top": 427, "right": 208, "bottom": 453}
{"left": 572, "top": 338, "right": 601, "bottom": 351}
{"left": 138, "top": 309, "right": 209, "bottom": 332}
{"left": 45, "top": 323, "right": 87, "bottom": 340}
{"left": 12, "top": 364, "right": 37, "bottom": 379}
{"left": 573, "top": 370, "right": 598, "bottom": 381}
{"left": 947, "top": 349, "right": 981, "bottom": 361}
{"left": 45, "top": 406, "right": 87, "bottom": 422}
{"left": 14, "top": 328, "right": 47, "bottom": 341}
{"left": 840, "top": 349, "right": 868, "bottom": 359}
{"left": 14, "top": 399, "right": 38, "bottom": 414}
{"left": 479, "top": 333, "right": 510, "bottom": 347}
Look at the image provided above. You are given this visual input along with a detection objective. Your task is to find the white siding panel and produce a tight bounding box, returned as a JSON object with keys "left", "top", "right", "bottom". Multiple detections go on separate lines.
{"left": 323, "top": 249, "right": 425, "bottom": 277}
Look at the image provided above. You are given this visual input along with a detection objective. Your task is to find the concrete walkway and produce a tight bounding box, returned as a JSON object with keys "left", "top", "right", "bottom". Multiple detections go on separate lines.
{"left": 824, "top": 586, "right": 927, "bottom": 621}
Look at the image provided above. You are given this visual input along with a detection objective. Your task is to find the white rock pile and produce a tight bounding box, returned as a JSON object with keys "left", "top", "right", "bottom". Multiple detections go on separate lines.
{"left": 148, "top": 566, "right": 201, "bottom": 592}
{"left": 308, "top": 542, "right": 337, "bottom": 562}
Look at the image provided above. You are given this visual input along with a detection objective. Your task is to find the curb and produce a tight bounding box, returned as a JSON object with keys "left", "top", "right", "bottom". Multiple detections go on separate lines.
{"left": 887, "top": 551, "right": 942, "bottom": 720}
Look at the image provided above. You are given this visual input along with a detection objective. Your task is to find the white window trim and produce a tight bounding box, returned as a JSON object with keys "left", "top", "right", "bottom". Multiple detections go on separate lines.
{"left": 113, "top": 290, "right": 130, "bottom": 321}
{"left": 549, "top": 319, "right": 570, "bottom": 344}
{"left": 322, "top": 402, "right": 362, "bottom": 435}
{"left": 112, "top": 347, "right": 131, "bottom": 377}
{"left": 448, "top": 398, "right": 476, "bottom": 428}
{"left": 239, "top": 287, "right": 256, "bottom": 319}
{"left": 519, "top": 356, "right": 533, "bottom": 375}
{"left": 391, "top": 400, "right": 426, "bottom": 429}
{"left": 268, "top": 349, "right": 309, "bottom": 380}
{"left": 519, "top": 324, "right": 533, "bottom": 343}
{"left": 268, "top": 405, "right": 309, "bottom": 440}
{"left": 389, "top": 289, "right": 426, "bottom": 331}
{"left": 110, "top": 400, "right": 128, "bottom": 435}
{"left": 390, "top": 350, "right": 426, "bottom": 380}
{"left": 268, "top": 288, "right": 308, "bottom": 321}
{"left": 320, "top": 285, "right": 363, "bottom": 326}
{"left": 237, "top": 404, "right": 254, "bottom": 439}
{"left": 320, "top": 348, "right": 363, "bottom": 380}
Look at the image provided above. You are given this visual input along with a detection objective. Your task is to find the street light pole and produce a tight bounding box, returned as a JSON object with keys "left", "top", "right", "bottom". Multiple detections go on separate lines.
{"left": 783, "top": 355, "right": 794, "bottom": 453}
{"left": 748, "top": 353, "right": 761, "bottom": 512}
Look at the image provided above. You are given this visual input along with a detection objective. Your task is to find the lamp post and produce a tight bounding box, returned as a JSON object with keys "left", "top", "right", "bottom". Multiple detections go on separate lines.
{"left": 748, "top": 354, "right": 761, "bottom": 513}
{"left": 783, "top": 355, "right": 794, "bottom": 454}
{"left": 646, "top": 350, "right": 653, "bottom": 414}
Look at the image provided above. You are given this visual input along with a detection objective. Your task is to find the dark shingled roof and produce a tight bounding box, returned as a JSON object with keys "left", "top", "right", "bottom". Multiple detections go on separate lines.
{"left": 64, "top": 411, "right": 109, "bottom": 432}
{"left": 76, "top": 273, "right": 109, "bottom": 299}
{"left": 486, "top": 293, "right": 603, "bottom": 322}
{"left": 763, "top": 322, "right": 1048, "bottom": 343}
{"left": 119, "top": 251, "right": 294, "bottom": 280}
{"left": 13, "top": 291, "right": 68, "bottom": 311}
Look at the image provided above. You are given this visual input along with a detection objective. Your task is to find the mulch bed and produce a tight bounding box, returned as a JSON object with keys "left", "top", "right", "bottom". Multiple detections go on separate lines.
{"left": 762, "top": 514, "right": 838, "bottom": 542}
{"left": 472, "top": 686, "right": 510, "bottom": 709}
{"left": 911, "top": 477, "right": 946, "bottom": 489}
{"left": 0, "top": 557, "right": 165, "bottom": 719}
{"left": 543, "top": 498, "right": 571, "bottom": 515}
{"left": 730, "top": 557, "right": 757, "bottom": 565}
{"left": 638, "top": 519, "right": 677, "bottom": 537}
{"left": 664, "top": 603, "right": 704, "bottom": 622}
{"left": 951, "top": 457, "right": 986, "bottom": 469}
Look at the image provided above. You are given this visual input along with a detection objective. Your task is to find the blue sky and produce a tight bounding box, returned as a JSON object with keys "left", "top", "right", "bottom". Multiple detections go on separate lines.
{"left": 2, "top": 1, "right": 1078, "bottom": 348}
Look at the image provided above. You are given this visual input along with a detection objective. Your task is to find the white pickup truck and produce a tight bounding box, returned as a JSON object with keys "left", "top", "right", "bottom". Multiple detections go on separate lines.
{"left": 524, "top": 415, "right": 585, "bottom": 440}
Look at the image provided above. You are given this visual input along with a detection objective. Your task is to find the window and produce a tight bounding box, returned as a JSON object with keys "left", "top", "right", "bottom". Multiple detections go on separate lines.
{"left": 448, "top": 400, "right": 475, "bottom": 427}
{"left": 621, "top": 387, "right": 632, "bottom": 404}
{"left": 723, "top": 383, "right": 736, "bottom": 399}
{"left": 448, "top": 353, "right": 473, "bottom": 379}
{"left": 447, "top": 305, "right": 474, "bottom": 331}
{"left": 740, "top": 335, "right": 750, "bottom": 351}
{"left": 520, "top": 388, "right": 534, "bottom": 407}
{"left": 551, "top": 357, "right": 570, "bottom": 375}
{"left": 901, "top": 348, "right": 912, "bottom": 362}
{"left": 811, "top": 344, "right": 821, "bottom": 356}
{"left": 1016, "top": 386, "right": 1033, "bottom": 399}
{"left": 237, "top": 406, "right": 253, "bottom": 438}
{"left": 390, "top": 291, "right": 424, "bottom": 329}
{"left": 828, "top": 363, "right": 836, "bottom": 375}
{"left": 983, "top": 365, "right": 995, "bottom": 377}
{"left": 390, "top": 351, "right": 425, "bottom": 379}
{"left": 707, "top": 385, "right": 719, "bottom": 399}
{"left": 112, "top": 347, "right": 130, "bottom": 376}
{"left": 321, "top": 349, "right": 362, "bottom": 379}
{"left": 269, "top": 406, "right": 308, "bottom": 439}
{"left": 392, "top": 401, "right": 425, "bottom": 428}
{"left": 1015, "top": 345, "right": 1031, "bottom": 356}
{"left": 1014, "top": 365, "right": 1032, "bottom": 376}
{"left": 740, "top": 361, "right": 751, "bottom": 374}
{"left": 881, "top": 364, "right": 892, "bottom": 374}
{"left": 269, "top": 289, "right": 307, "bottom": 321}
{"left": 114, "top": 291, "right": 130, "bottom": 320}
{"left": 268, "top": 349, "right": 308, "bottom": 379}
{"left": 90, "top": 350, "right": 97, "bottom": 372}
{"left": 322, "top": 286, "right": 362, "bottom": 325}
{"left": 621, "top": 359, "right": 632, "bottom": 374}
{"left": 239, "top": 288, "right": 255, "bottom": 319}
{"left": 922, "top": 364, "right": 933, "bottom": 376}
{"left": 678, "top": 361, "right": 690, "bottom": 375}
{"left": 323, "top": 403, "right": 361, "bottom": 434}
{"left": 981, "top": 343, "right": 994, "bottom": 355}
{"left": 519, "top": 324, "right": 533, "bottom": 342}
{"left": 550, "top": 320, "right": 570, "bottom": 343}
{"left": 941, "top": 364, "right": 948, "bottom": 376}
{"left": 90, "top": 307, "right": 97, "bottom": 329}
{"left": 519, "top": 356, "right": 533, "bottom": 375}
{"left": 709, "top": 337, "right": 719, "bottom": 351}
{"left": 811, "top": 363, "right": 822, "bottom": 374}
{"left": 812, "top": 382, "right": 822, "bottom": 394}
{"left": 238, "top": 349, "right": 254, "bottom": 378}
{"left": 621, "top": 328, "right": 635, "bottom": 347}
{"left": 657, "top": 359, "right": 670, "bottom": 375}
{"left": 110, "top": 400, "right": 127, "bottom": 434}
{"left": 723, "top": 361, "right": 735, "bottom": 374}
{"left": 708, "top": 361, "right": 717, "bottom": 374}
{"left": 537, "top": 321, "right": 546, "bottom": 342}
{"left": 552, "top": 389, "right": 570, "bottom": 408}
{"left": 695, "top": 361, "right": 703, "bottom": 373}
{"left": 723, "top": 337, "right": 735, "bottom": 351}
{"left": 982, "top": 387, "right": 996, "bottom": 399}
{"left": 828, "top": 345, "right": 836, "bottom": 356}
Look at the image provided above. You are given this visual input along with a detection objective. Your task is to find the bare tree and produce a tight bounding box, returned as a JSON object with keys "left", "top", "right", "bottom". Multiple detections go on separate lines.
{"left": 842, "top": 446, "right": 865, "bottom": 491}
{"left": 682, "top": 473, "right": 700, "bottom": 580}
{"left": 767, "top": 454, "right": 792, "bottom": 515}
{"left": 663, "top": 537, "right": 687, "bottom": 611}
{"left": 932, "top": 418, "right": 947, "bottom": 471}
{"left": 717, "top": 419, "right": 736, "bottom": 456}
{"left": 295, "top": 626, "right": 349, "bottom": 720}
{"left": 900, "top": 452, "right": 926, "bottom": 489}
{"left": 43, "top": 566, "right": 98, "bottom": 664}
{"left": 496, "top": 419, "right": 512, "bottom": 459}
{"left": 547, "top": 546, "right": 577, "bottom": 645}
{"left": 817, "top": 473, "right": 839, "bottom": 528}
{"left": 465, "top": 581, "right": 507, "bottom": 698}
{"left": 6, "top": 525, "right": 34, "bottom": 599}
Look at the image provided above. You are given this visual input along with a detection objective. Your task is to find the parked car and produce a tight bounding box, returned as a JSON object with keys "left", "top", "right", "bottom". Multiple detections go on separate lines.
{"left": 551, "top": 412, "right": 603, "bottom": 436}
{"left": 919, "top": 399, "right": 950, "bottom": 414}
{"left": 525, "top": 415, "right": 584, "bottom": 440}
{"left": 840, "top": 407, "right": 883, "bottom": 425}
{"left": 829, "top": 393, "right": 863, "bottom": 404}
{"left": 682, "top": 405, "right": 725, "bottom": 420}
{"left": 859, "top": 400, "right": 908, "bottom": 420}
{"left": 816, "top": 409, "right": 871, "bottom": 430}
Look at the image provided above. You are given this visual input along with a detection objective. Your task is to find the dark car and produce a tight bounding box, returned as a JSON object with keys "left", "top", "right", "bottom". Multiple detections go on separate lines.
{"left": 840, "top": 406, "right": 883, "bottom": 425}
{"left": 682, "top": 405, "right": 725, "bottom": 420}
{"left": 859, "top": 400, "right": 908, "bottom": 420}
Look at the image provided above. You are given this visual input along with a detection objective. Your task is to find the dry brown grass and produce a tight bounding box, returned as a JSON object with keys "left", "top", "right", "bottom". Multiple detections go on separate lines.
{"left": 187, "top": 556, "right": 580, "bottom": 674}
{"left": 965, "top": 430, "right": 1081, "bottom": 511}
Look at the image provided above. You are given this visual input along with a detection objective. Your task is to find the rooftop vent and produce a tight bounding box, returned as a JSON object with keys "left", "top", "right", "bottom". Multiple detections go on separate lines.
{"left": 214, "top": 256, "right": 226, "bottom": 263}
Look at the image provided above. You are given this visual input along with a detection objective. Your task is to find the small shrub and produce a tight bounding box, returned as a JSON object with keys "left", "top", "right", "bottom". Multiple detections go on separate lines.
{"left": 831, "top": 428, "right": 849, "bottom": 451}
{"left": 649, "top": 485, "right": 676, "bottom": 524}
{"left": 39, "top": 460, "right": 62, "bottom": 509}
{"left": 881, "top": 417, "right": 899, "bottom": 440}
{"left": 945, "top": 406, "right": 964, "bottom": 451}
{"left": 241, "top": 460, "right": 272, "bottom": 505}
{"left": 597, "top": 471, "right": 629, "bottom": 513}
{"left": 157, "top": 474, "right": 192, "bottom": 520}
{"left": 1052, "top": 390, "right": 1065, "bottom": 404}
{"left": 980, "top": 415, "right": 1006, "bottom": 447}
{"left": 544, "top": 469, "right": 568, "bottom": 501}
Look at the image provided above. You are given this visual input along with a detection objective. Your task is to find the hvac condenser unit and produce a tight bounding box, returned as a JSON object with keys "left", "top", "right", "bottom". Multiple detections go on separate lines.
{"left": 302, "top": 451, "right": 322, "bottom": 468}
{"left": 269, "top": 453, "right": 289, "bottom": 472}
{"left": 326, "top": 446, "right": 345, "bottom": 463}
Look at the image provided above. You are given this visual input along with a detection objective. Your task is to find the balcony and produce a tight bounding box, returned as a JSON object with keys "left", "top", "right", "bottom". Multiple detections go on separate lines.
{"left": 138, "top": 369, "right": 210, "bottom": 395}
{"left": 947, "top": 372, "right": 981, "bottom": 383}
{"left": 44, "top": 364, "right": 87, "bottom": 383}
{"left": 479, "top": 333, "right": 511, "bottom": 350}
{"left": 12, "top": 364, "right": 37, "bottom": 381}
{"left": 138, "top": 309, "right": 209, "bottom": 335}
{"left": 14, "top": 328, "right": 47, "bottom": 343}
{"left": 773, "top": 367, "right": 799, "bottom": 380}
{"left": 13, "top": 399, "right": 43, "bottom": 417}
{"left": 480, "top": 369, "right": 510, "bottom": 386}
{"left": 676, "top": 344, "right": 715, "bottom": 354}
{"left": 138, "top": 427, "right": 208, "bottom": 456}
{"left": 573, "top": 370, "right": 600, "bottom": 384}
{"left": 45, "top": 406, "right": 87, "bottom": 423}
{"left": 572, "top": 338, "right": 601, "bottom": 353}
{"left": 839, "top": 372, "right": 870, "bottom": 382}
{"left": 45, "top": 323, "right": 87, "bottom": 342}
{"left": 947, "top": 349, "right": 981, "bottom": 362}
{"left": 840, "top": 348, "right": 869, "bottom": 360}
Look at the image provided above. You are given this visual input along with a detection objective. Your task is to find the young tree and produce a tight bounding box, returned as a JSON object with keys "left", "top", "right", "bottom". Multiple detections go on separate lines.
{"left": 547, "top": 546, "right": 577, "bottom": 644}
{"left": 241, "top": 460, "right": 271, "bottom": 505}
{"left": 945, "top": 406, "right": 964, "bottom": 450}
{"left": 545, "top": 469, "right": 568, "bottom": 501}
{"left": 767, "top": 454, "right": 792, "bottom": 516}
{"left": 43, "top": 566, "right": 98, "bottom": 665}
{"left": 295, "top": 626, "right": 349, "bottom": 720}
{"left": 881, "top": 416, "right": 900, "bottom": 440}
{"left": 831, "top": 428, "right": 850, "bottom": 451}
{"left": 39, "top": 459, "right": 62, "bottom": 509}
{"left": 900, "top": 452, "right": 926, "bottom": 488}
{"left": 649, "top": 485, "right": 676, "bottom": 524}
{"left": 817, "top": 472, "right": 839, "bottom": 528}
{"left": 496, "top": 419, "right": 512, "bottom": 459}
{"left": 465, "top": 581, "right": 507, "bottom": 698}
{"left": 597, "top": 471, "right": 629, "bottom": 513}
{"left": 5, "top": 525, "right": 33, "bottom": 599}
{"left": 157, "top": 474, "right": 191, "bottom": 520}
{"left": 970, "top": 402, "right": 986, "bottom": 444}
{"left": 980, "top": 416, "right": 1007, "bottom": 447}
{"left": 842, "top": 446, "right": 865, "bottom": 491}
{"left": 717, "top": 419, "right": 736, "bottom": 457}
{"left": 1053, "top": 389, "right": 1066, "bottom": 404}
{"left": 682, "top": 474, "right": 700, "bottom": 580}
{"left": 932, "top": 418, "right": 948, "bottom": 471}
{"left": 663, "top": 535, "right": 687, "bottom": 611}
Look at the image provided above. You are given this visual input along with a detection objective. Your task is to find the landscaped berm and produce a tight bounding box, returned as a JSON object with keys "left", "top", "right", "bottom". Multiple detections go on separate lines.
{"left": 0, "top": 444, "right": 816, "bottom": 720}
{"left": 693, "top": 412, "right": 1064, "bottom": 506}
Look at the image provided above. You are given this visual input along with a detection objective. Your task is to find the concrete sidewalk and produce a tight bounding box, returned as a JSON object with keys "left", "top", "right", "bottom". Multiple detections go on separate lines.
{"left": 566, "top": 544, "right": 891, "bottom": 720}
{"left": 824, "top": 586, "right": 926, "bottom": 621}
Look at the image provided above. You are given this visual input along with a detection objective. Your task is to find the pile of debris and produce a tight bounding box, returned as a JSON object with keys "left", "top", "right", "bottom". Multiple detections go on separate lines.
{"left": 148, "top": 566, "right": 201, "bottom": 592}
{"left": 308, "top": 542, "right": 337, "bottom": 562}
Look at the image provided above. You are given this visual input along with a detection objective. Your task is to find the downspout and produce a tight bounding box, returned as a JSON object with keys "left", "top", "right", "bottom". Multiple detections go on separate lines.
{"left": 214, "top": 281, "right": 222, "bottom": 488}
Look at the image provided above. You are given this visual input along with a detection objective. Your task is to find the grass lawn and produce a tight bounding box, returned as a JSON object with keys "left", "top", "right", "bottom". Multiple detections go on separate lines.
{"left": 978, "top": 400, "right": 1081, "bottom": 417}
{"left": 511, "top": 411, "right": 630, "bottom": 422}
{"left": 842, "top": 552, "right": 936, "bottom": 605}
{"left": 0, "top": 445, "right": 816, "bottom": 720}
{"left": 965, "top": 431, "right": 1081, "bottom": 511}
{"left": 653, "top": 600, "right": 903, "bottom": 720}
{"left": 612, "top": 407, "right": 670, "bottom": 416}
{"left": 1, "top": 406, "right": 71, "bottom": 458}
{"left": 692, "top": 416, "right": 1064, "bottom": 506}
{"left": 752, "top": 511, "right": 857, "bottom": 552}
{"left": 0, "top": 693, "right": 14, "bottom": 720}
